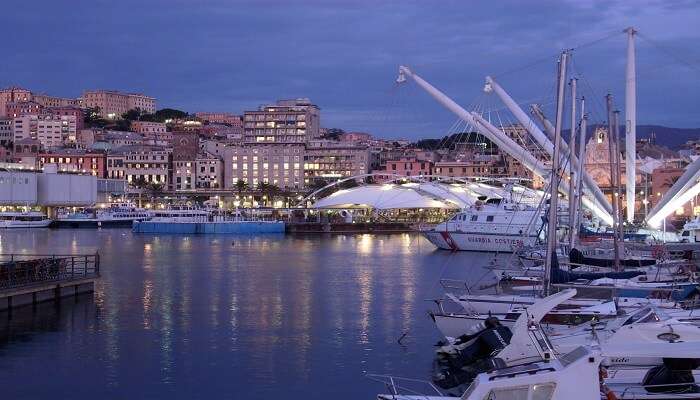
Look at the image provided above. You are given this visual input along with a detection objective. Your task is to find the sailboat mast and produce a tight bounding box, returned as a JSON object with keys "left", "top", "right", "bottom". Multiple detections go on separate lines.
{"left": 624, "top": 27, "right": 637, "bottom": 224}
{"left": 568, "top": 78, "right": 577, "bottom": 250}
{"left": 575, "top": 100, "right": 588, "bottom": 240}
{"left": 544, "top": 51, "right": 568, "bottom": 296}
{"left": 614, "top": 110, "right": 625, "bottom": 252}
{"left": 606, "top": 94, "right": 621, "bottom": 272}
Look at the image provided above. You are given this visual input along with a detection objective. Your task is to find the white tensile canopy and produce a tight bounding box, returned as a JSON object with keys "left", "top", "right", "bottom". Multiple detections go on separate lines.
{"left": 312, "top": 182, "right": 544, "bottom": 210}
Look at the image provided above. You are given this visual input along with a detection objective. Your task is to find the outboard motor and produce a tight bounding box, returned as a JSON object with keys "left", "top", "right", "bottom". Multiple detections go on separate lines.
{"left": 433, "top": 317, "right": 512, "bottom": 389}
{"left": 642, "top": 358, "right": 700, "bottom": 394}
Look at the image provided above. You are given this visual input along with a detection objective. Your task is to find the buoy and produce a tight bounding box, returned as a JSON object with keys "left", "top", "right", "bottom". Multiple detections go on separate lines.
{"left": 231, "top": 241, "right": 235, "bottom": 246}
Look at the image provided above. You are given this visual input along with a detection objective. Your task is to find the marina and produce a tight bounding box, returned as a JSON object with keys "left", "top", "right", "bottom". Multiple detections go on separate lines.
{"left": 1, "top": 1, "right": 700, "bottom": 398}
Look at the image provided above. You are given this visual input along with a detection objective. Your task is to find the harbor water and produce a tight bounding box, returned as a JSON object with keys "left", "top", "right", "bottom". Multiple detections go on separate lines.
{"left": 0, "top": 229, "right": 499, "bottom": 399}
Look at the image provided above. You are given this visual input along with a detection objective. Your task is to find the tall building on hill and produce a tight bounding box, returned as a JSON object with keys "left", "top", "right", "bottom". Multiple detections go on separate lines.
{"left": 243, "top": 98, "right": 319, "bottom": 144}
{"left": 0, "top": 87, "right": 32, "bottom": 117}
{"left": 82, "top": 90, "right": 156, "bottom": 118}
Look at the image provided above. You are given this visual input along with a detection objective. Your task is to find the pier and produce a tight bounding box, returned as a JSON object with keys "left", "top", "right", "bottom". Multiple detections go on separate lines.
{"left": 0, "top": 253, "right": 100, "bottom": 311}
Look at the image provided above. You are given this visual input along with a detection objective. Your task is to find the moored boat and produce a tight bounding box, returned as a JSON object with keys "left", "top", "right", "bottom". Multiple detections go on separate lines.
{"left": 0, "top": 211, "right": 51, "bottom": 228}
{"left": 421, "top": 199, "right": 543, "bottom": 252}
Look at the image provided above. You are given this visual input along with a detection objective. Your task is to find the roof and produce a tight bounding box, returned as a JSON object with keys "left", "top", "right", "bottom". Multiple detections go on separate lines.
{"left": 312, "top": 181, "right": 544, "bottom": 210}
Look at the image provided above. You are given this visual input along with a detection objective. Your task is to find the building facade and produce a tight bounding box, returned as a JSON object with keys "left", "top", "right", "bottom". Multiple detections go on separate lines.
{"left": 224, "top": 144, "right": 305, "bottom": 190}
{"left": 131, "top": 121, "right": 166, "bottom": 135}
{"left": 303, "top": 140, "right": 369, "bottom": 185}
{"left": 243, "top": 98, "right": 320, "bottom": 144}
{"left": 82, "top": 90, "right": 156, "bottom": 118}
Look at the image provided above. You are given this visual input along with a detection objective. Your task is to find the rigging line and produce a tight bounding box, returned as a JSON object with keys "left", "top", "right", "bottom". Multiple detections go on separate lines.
{"left": 637, "top": 32, "right": 700, "bottom": 73}
{"left": 492, "top": 29, "right": 621, "bottom": 79}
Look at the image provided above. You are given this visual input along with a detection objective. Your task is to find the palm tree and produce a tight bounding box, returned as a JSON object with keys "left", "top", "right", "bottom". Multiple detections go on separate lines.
{"left": 235, "top": 179, "right": 249, "bottom": 195}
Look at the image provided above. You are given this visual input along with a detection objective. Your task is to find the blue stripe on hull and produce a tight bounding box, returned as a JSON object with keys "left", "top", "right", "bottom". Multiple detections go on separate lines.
{"left": 133, "top": 221, "right": 285, "bottom": 234}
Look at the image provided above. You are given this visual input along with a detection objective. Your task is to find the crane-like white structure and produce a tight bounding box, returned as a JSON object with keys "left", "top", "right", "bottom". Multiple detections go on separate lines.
{"left": 486, "top": 76, "right": 613, "bottom": 218}
{"left": 396, "top": 65, "right": 613, "bottom": 225}
{"left": 625, "top": 27, "right": 637, "bottom": 223}
{"left": 647, "top": 157, "right": 700, "bottom": 228}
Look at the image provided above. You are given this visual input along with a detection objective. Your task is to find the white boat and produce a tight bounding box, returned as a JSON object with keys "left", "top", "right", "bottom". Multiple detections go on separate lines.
{"left": 0, "top": 211, "right": 51, "bottom": 228}
{"left": 375, "top": 291, "right": 700, "bottom": 399}
{"left": 54, "top": 202, "right": 152, "bottom": 227}
{"left": 149, "top": 205, "right": 211, "bottom": 222}
{"left": 681, "top": 217, "right": 700, "bottom": 243}
{"left": 421, "top": 199, "right": 543, "bottom": 252}
{"left": 133, "top": 207, "right": 285, "bottom": 234}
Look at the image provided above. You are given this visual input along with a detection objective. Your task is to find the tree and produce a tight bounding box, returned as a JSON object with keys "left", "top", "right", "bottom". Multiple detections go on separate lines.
{"left": 235, "top": 179, "right": 249, "bottom": 195}
{"left": 122, "top": 109, "right": 142, "bottom": 121}
{"left": 140, "top": 108, "right": 189, "bottom": 123}
{"left": 323, "top": 128, "right": 345, "bottom": 141}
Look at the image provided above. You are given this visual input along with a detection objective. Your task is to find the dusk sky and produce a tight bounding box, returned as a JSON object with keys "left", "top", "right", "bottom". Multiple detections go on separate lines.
{"left": 5, "top": 0, "right": 699, "bottom": 139}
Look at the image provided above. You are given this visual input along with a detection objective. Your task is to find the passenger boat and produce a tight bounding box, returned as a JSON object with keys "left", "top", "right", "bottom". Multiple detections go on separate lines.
{"left": 0, "top": 211, "right": 51, "bottom": 228}
{"left": 421, "top": 199, "right": 544, "bottom": 252}
{"left": 132, "top": 207, "right": 285, "bottom": 234}
{"left": 53, "top": 202, "right": 152, "bottom": 228}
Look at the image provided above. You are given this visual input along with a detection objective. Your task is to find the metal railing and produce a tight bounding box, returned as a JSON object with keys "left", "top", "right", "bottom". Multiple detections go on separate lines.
{"left": 0, "top": 253, "right": 100, "bottom": 290}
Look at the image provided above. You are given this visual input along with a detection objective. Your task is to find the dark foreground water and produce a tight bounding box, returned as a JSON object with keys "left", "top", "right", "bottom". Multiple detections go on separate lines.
{"left": 0, "top": 229, "right": 498, "bottom": 399}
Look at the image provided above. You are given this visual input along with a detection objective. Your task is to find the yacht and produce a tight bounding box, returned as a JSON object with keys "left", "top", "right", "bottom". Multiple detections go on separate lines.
{"left": 54, "top": 202, "right": 152, "bottom": 228}
{"left": 421, "top": 199, "right": 544, "bottom": 252}
{"left": 373, "top": 291, "right": 700, "bottom": 399}
{"left": 0, "top": 211, "right": 51, "bottom": 228}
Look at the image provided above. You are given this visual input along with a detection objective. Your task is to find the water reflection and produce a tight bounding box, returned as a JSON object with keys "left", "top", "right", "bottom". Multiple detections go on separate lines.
{"left": 0, "top": 229, "right": 463, "bottom": 399}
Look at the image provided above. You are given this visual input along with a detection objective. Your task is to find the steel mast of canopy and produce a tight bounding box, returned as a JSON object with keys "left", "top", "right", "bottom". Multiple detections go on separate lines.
{"left": 396, "top": 65, "right": 613, "bottom": 225}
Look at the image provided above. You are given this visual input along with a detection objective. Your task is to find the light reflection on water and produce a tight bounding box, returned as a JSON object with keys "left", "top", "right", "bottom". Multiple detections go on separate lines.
{"left": 0, "top": 229, "right": 498, "bottom": 399}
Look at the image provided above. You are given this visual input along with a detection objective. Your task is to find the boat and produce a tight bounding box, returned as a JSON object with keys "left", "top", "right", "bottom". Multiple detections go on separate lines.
{"left": 132, "top": 207, "right": 285, "bottom": 234}
{"left": 53, "top": 202, "right": 152, "bottom": 228}
{"left": 421, "top": 198, "right": 544, "bottom": 252}
{"left": 681, "top": 217, "right": 700, "bottom": 243}
{"left": 0, "top": 211, "right": 51, "bottom": 228}
{"left": 373, "top": 291, "right": 700, "bottom": 399}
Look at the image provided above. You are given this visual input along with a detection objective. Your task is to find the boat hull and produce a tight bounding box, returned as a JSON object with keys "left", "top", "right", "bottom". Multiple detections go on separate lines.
{"left": 422, "top": 230, "right": 536, "bottom": 252}
{"left": 132, "top": 221, "right": 286, "bottom": 234}
{"left": 52, "top": 219, "right": 144, "bottom": 228}
{"left": 0, "top": 219, "right": 52, "bottom": 228}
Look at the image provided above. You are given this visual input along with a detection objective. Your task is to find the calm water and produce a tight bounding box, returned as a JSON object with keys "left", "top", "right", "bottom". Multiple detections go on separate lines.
{"left": 0, "top": 229, "right": 498, "bottom": 399}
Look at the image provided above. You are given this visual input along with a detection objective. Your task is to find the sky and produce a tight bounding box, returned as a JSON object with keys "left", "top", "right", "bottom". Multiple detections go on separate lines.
{"left": 3, "top": 0, "right": 700, "bottom": 139}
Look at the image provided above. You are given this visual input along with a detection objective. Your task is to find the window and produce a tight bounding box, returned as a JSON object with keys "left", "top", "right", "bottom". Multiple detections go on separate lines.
{"left": 486, "top": 215, "right": 494, "bottom": 222}
{"left": 471, "top": 215, "right": 478, "bottom": 221}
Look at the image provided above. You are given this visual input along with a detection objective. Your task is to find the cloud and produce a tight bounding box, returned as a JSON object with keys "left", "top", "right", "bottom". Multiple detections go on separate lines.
{"left": 2, "top": 0, "right": 698, "bottom": 138}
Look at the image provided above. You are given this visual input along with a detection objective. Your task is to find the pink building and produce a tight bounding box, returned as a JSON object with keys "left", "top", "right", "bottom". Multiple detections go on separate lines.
{"left": 6, "top": 101, "right": 43, "bottom": 118}
{"left": 131, "top": 121, "right": 167, "bottom": 135}
{"left": 195, "top": 112, "right": 242, "bottom": 126}
{"left": 382, "top": 157, "right": 433, "bottom": 179}
{"left": 49, "top": 106, "right": 84, "bottom": 132}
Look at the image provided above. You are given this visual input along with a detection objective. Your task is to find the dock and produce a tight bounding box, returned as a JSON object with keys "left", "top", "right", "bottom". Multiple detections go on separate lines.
{"left": 0, "top": 254, "right": 100, "bottom": 311}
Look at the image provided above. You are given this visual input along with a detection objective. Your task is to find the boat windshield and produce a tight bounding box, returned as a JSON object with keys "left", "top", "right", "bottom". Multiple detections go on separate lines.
{"left": 559, "top": 346, "right": 589, "bottom": 367}
{"left": 622, "top": 307, "right": 660, "bottom": 326}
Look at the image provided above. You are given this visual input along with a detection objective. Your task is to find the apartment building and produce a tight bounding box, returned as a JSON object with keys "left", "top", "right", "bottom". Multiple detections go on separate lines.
{"left": 0, "top": 87, "right": 32, "bottom": 117}
{"left": 38, "top": 150, "right": 107, "bottom": 177}
{"left": 82, "top": 90, "right": 156, "bottom": 118}
{"left": 224, "top": 144, "right": 305, "bottom": 190}
{"left": 0, "top": 118, "right": 12, "bottom": 145}
{"left": 303, "top": 140, "right": 369, "bottom": 185}
{"left": 243, "top": 98, "right": 320, "bottom": 144}
{"left": 131, "top": 121, "right": 166, "bottom": 135}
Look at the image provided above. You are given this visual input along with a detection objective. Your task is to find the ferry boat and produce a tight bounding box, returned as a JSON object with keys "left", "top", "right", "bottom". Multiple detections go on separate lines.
{"left": 54, "top": 203, "right": 152, "bottom": 228}
{"left": 133, "top": 207, "right": 285, "bottom": 234}
{"left": 0, "top": 211, "right": 52, "bottom": 228}
{"left": 421, "top": 199, "right": 544, "bottom": 252}
{"left": 681, "top": 217, "right": 700, "bottom": 243}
